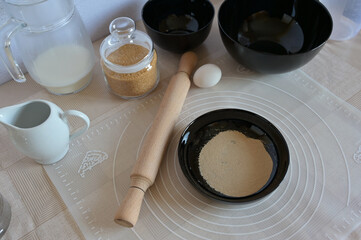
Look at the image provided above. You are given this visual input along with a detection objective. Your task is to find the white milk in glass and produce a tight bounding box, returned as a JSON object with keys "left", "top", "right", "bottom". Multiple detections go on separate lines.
{"left": 31, "top": 44, "right": 95, "bottom": 94}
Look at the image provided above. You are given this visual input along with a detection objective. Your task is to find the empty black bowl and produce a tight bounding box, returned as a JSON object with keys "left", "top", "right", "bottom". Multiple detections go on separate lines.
{"left": 218, "top": 0, "right": 333, "bottom": 74}
{"left": 142, "top": 0, "right": 214, "bottom": 53}
{"left": 178, "top": 109, "right": 289, "bottom": 203}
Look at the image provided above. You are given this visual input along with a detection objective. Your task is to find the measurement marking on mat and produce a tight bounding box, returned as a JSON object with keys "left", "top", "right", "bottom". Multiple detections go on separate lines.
{"left": 55, "top": 165, "right": 63, "bottom": 170}
{"left": 71, "top": 191, "right": 79, "bottom": 196}
{"left": 65, "top": 181, "right": 73, "bottom": 187}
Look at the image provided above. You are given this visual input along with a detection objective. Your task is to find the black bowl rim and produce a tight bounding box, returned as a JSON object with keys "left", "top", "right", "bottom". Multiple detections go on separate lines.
{"left": 178, "top": 108, "right": 290, "bottom": 203}
{"left": 141, "top": 0, "right": 215, "bottom": 37}
{"left": 217, "top": 0, "right": 333, "bottom": 56}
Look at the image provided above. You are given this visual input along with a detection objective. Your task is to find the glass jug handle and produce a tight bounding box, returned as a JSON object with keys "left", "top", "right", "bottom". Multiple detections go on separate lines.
{"left": 0, "top": 18, "right": 26, "bottom": 83}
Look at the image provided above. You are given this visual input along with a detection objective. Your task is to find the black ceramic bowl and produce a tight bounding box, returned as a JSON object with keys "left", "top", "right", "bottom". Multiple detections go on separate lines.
{"left": 218, "top": 0, "right": 333, "bottom": 74}
{"left": 142, "top": 0, "right": 214, "bottom": 53}
{"left": 178, "top": 109, "right": 289, "bottom": 203}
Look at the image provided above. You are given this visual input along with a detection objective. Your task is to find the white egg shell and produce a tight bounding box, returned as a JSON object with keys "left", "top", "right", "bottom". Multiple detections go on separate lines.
{"left": 193, "top": 64, "right": 222, "bottom": 88}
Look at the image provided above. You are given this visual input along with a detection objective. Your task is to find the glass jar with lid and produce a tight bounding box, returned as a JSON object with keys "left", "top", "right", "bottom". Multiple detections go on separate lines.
{"left": 100, "top": 17, "right": 159, "bottom": 99}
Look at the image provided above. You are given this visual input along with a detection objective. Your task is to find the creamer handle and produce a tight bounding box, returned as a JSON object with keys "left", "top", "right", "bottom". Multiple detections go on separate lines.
{"left": 62, "top": 110, "right": 90, "bottom": 140}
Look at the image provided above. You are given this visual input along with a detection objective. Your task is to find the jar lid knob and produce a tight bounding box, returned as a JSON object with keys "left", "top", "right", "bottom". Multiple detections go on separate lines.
{"left": 110, "top": 17, "right": 135, "bottom": 40}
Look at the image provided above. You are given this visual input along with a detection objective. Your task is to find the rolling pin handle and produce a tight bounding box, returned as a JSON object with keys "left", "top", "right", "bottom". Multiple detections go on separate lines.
{"left": 114, "top": 186, "right": 145, "bottom": 228}
{"left": 114, "top": 176, "right": 151, "bottom": 227}
{"left": 177, "top": 51, "right": 198, "bottom": 76}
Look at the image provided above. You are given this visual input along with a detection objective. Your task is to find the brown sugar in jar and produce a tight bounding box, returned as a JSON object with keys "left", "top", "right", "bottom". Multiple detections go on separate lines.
{"left": 101, "top": 44, "right": 158, "bottom": 98}
{"left": 100, "top": 17, "right": 159, "bottom": 99}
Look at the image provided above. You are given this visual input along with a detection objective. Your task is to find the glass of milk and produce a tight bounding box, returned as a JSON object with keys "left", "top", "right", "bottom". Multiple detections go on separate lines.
{"left": 0, "top": 0, "right": 95, "bottom": 95}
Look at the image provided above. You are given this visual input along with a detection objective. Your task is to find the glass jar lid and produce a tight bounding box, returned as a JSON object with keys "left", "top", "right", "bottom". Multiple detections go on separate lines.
{"left": 100, "top": 17, "right": 154, "bottom": 73}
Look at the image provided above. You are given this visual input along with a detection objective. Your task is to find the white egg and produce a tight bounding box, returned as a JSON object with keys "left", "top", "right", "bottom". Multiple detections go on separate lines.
{"left": 193, "top": 63, "right": 222, "bottom": 88}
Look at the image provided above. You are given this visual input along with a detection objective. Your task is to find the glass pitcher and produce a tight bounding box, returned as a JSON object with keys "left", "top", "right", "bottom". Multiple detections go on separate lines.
{"left": 0, "top": 0, "right": 96, "bottom": 95}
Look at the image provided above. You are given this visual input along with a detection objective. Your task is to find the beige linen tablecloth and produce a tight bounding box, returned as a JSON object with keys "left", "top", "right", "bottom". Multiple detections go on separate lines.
{"left": 1, "top": 0, "right": 361, "bottom": 239}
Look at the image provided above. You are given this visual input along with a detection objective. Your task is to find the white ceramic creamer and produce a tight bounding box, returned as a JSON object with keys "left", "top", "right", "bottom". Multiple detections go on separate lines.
{"left": 0, "top": 99, "right": 90, "bottom": 164}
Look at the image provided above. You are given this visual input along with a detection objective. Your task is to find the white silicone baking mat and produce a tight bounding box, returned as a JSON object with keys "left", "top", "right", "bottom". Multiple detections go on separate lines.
{"left": 44, "top": 54, "right": 361, "bottom": 240}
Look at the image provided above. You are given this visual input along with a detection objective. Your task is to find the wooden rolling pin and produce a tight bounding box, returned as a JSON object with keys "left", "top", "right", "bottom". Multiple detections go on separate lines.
{"left": 114, "top": 51, "right": 198, "bottom": 227}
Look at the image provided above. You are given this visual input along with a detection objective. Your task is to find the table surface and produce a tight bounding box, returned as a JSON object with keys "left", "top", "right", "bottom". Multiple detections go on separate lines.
{"left": 2, "top": 1, "right": 361, "bottom": 239}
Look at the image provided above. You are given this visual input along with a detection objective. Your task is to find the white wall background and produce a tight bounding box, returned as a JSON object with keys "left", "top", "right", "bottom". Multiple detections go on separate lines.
{"left": 0, "top": 0, "right": 147, "bottom": 85}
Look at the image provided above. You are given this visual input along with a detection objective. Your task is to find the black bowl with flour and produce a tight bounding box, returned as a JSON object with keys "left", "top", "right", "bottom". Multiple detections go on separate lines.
{"left": 178, "top": 109, "right": 289, "bottom": 203}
